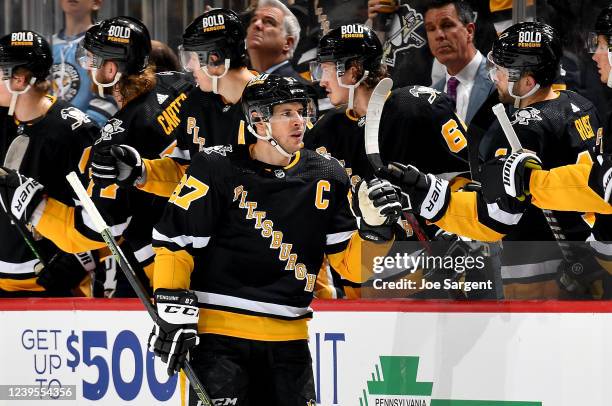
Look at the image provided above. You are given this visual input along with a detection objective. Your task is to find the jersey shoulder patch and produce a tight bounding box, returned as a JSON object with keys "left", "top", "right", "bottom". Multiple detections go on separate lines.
{"left": 511, "top": 106, "right": 543, "bottom": 126}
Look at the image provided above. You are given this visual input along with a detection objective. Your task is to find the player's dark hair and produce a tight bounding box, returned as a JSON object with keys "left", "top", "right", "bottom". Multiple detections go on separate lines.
{"left": 424, "top": 0, "right": 474, "bottom": 26}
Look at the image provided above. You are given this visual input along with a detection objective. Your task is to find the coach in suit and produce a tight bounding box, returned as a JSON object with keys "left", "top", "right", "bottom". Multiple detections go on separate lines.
{"left": 426, "top": 0, "right": 495, "bottom": 124}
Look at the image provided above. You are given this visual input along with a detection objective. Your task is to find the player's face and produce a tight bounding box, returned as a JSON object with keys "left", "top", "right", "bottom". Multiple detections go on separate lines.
{"left": 191, "top": 53, "right": 228, "bottom": 92}
{"left": 319, "top": 62, "right": 350, "bottom": 106}
{"left": 268, "top": 102, "right": 306, "bottom": 154}
{"left": 492, "top": 68, "right": 517, "bottom": 103}
{"left": 592, "top": 35, "right": 611, "bottom": 84}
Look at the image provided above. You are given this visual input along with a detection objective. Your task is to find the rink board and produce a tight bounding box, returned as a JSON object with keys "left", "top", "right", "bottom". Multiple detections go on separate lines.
{"left": 0, "top": 299, "right": 611, "bottom": 405}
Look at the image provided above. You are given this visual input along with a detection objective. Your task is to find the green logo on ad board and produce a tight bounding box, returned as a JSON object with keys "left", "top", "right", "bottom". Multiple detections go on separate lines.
{"left": 360, "top": 356, "right": 542, "bottom": 406}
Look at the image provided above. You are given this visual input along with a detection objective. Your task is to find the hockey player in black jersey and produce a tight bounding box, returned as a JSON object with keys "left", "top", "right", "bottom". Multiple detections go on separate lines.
{"left": 0, "top": 31, "right": 99, "bottom": 296}
{"left": 308, "top": 23, "right": 469, "bottom": 189}
{"left": 379, "top": 22, "right": 601, "bottom": 299}
{"left": 8, "top": 17, "right": 194, "bottom": 296}
{"left": 478, "top": 8, "right": 612, "bottom": 289}
{"left": 307, "top": 24, "right": 490, "bottom": 298}
{"left": 148, "top": 74, "right": 402, "bottom": 405}
{"left": 92, "top": 9, "right": 259, "bottom": 199}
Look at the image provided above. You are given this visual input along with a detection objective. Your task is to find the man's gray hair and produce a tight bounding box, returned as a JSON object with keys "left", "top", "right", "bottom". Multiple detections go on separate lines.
{"left": 257, "top": 0, "right": 301, "bottom": 58}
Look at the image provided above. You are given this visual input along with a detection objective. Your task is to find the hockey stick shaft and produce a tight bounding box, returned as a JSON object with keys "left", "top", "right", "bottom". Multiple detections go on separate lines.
{"left": 65, "top": 172, "right": 212, "bottom": 406}
{"left": 492, "top": 104, "right": 574, "bottom": 261}
{"left": 364, "top": 78, "right": 432, "bottom": 252}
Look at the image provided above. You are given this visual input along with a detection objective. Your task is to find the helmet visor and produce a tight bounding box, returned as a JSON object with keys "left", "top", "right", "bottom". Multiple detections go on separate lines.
{"left": 309, "top": 61, "right": 339, "bottom": 82}
{"left": 586, "top": 32, "right": 611, "bottom": 53}
{"left": 268, "top": 99, "right": 317, "bottom": 127}
{"left": 178, "top": 45, "right": 227, "bottom": 72}
{"left": 486, "top": 51, "right": 522, "bottom": 83}
{"left": 0, "top": 66, "right": 13, "bottom": 80}
{"left": 76, "top": 40, "right": 104, "bottom": 70}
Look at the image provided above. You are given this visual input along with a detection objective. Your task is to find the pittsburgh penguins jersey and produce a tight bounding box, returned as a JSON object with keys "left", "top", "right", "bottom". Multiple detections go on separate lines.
{"left": 304, "top": 106, "right": 374, "bottom": 188}
{"left": 168, "top": 87, "right": 253, "bottom": 166}
{"left": 0, "top": 98, "right": 98, "bottom": 292}
{"left": 153, "top": 146, "right": 362, "bottom": 341}
{"left": 435, "top": 91, "right": 600, "bottom": 298}
{"left": 379, "top": 85, "right": 470, "bottom": 177}
{"left": 305, "top": 85, "right": 470, "bottom": 188}
{"left": 477, "top": 90, "right": 599, "bottom": 241}
{"left": 140, "top": 86, "right": 254, "bottom": 198}
{"left": 36, "top": 72, "right": 194, "bottom": 271}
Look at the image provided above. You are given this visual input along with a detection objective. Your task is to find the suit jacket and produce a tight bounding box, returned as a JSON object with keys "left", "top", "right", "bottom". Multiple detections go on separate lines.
{"left": 433, "top": 57, "right": 496, "bottom": 124}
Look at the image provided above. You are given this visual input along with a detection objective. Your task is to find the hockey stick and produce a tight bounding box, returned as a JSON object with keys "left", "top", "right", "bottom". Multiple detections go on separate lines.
{"left": 65, "top": 172, "right": 212, "bottom": 406}
{"left": 364, "top": 78, "right": 433, "bottom": 251}
{"left": 0, "top": 167, "right": 48, "bottom": 270}
{"left": 492, "top": 103, "right": 576, "bottom": 262}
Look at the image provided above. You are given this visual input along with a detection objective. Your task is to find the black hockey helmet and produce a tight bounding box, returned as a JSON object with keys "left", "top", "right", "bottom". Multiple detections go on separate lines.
{"left": 242, "top": 74, "right": 316, "bottom": 125}
{"left": 0, "top": 31, "right": 52, "bottom": 80}
{"left": 488, "top": 21, "right": 561, "bottom": 87}
{"left": 587, "top": 5, "right": 612, "bottom": 52}
{"left": 79, "top": 16, "right": 151, "bottom": 74}
{"left": 311, "top": 23, "right": 382, "bottom": 80}
{"left": 179, "top": 8, "right": 247, "bottom": 70}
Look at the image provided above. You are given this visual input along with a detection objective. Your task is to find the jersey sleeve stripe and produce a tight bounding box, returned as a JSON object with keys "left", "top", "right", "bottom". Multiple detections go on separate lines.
{"left": 0, "top": 258, "right": 39, "bottom": 275}
{"left": 588, "top": 236, "right": 612, "bottom": 259}
{"left": 485, "top": 202, "right": 523, "bottom": 225}
{"left": 169, "top": 148, "right": 191, "bottom": 161}
{"left": 193, "top": 291, "right": 313, "bottom": 319}
{"left": 500, "top": 259, "right": 561, "bottom": 280}
{"left": 133, "top": 243, "right": 155, "bottom": 263}
{"left": 152, "top": 228, "right": 210, "bottom": 249}
{"left": 326, "top": 230, "right": 354, "bottom": 245}
{"left": 78, "top": 204, "right": 130, "bottom": 237}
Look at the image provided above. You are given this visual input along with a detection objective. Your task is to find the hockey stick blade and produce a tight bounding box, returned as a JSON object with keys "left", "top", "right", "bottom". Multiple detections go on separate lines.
{"left": 65, "top": 172, "right": 213, "bottom": 406}
{"left": 365, "top": 77, "right": 393, "bottom": 171}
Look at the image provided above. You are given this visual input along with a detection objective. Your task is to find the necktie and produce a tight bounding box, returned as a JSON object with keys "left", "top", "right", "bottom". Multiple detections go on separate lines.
{"left": 446, "top": 76, "right": 459, "bottom": 107}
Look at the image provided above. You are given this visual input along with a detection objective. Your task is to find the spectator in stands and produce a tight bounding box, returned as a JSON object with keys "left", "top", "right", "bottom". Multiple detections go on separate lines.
{"left": 246, "top": 0, "right": 304, "bottom": 80}
{"left": 149, "top": 40, "right": 180, "bottom": 72}
{"left": 51, "top": 0, "right": 117, "bottom": 126}
{"left": 425, "top": 0, "right": 495, "bottom": 124}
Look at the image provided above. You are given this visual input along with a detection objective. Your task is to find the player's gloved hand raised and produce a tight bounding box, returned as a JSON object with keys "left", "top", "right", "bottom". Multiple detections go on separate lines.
{"left": 352, "top": 177, "right": 402, "bottom": 242}
{"left": 479, "top": 151, "right": 542, "bottom": 204}
{"left": 377, "top": 162, "right": 450, "bottom": 222}
{"left": 148, "top": 289, "right": 200, "bottom": 376}
{"left": 91, "top": 144, "right": 144, "bottom": 188}
{"left": 0, "top": 167, "right": 45, "bottom": 224}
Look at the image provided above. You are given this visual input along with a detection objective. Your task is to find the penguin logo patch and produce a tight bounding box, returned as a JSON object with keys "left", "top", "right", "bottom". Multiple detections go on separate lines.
{"left": 511, "top": 107, "right": 543, "bottom": 126}
{"left": 95, "top": 118, "right": 125, "bottom": 144}
{"left": 60, "top": 107, "right": 91, "bottom": 130}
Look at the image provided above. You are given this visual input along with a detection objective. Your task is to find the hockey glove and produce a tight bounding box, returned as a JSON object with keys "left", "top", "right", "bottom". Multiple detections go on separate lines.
{"left": 91, "top": 144, "right": 144, "bottom": 188}
{"left": 0, "top": 167, "right": 45, "bottom": 224}
{"left": 480, "top": 151, "right": 542, "bottom": 204}
{"left": 36, "top": 251, "right": 93, "bottom": 295}
{"left": 148, "top": 289, "right": 200, "bottom": 376}
{"left": 377, "top": 162, "right": 450, "bottom": 222}
{"left": 352, "top": 178, "right": 402, "bottom": 242}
